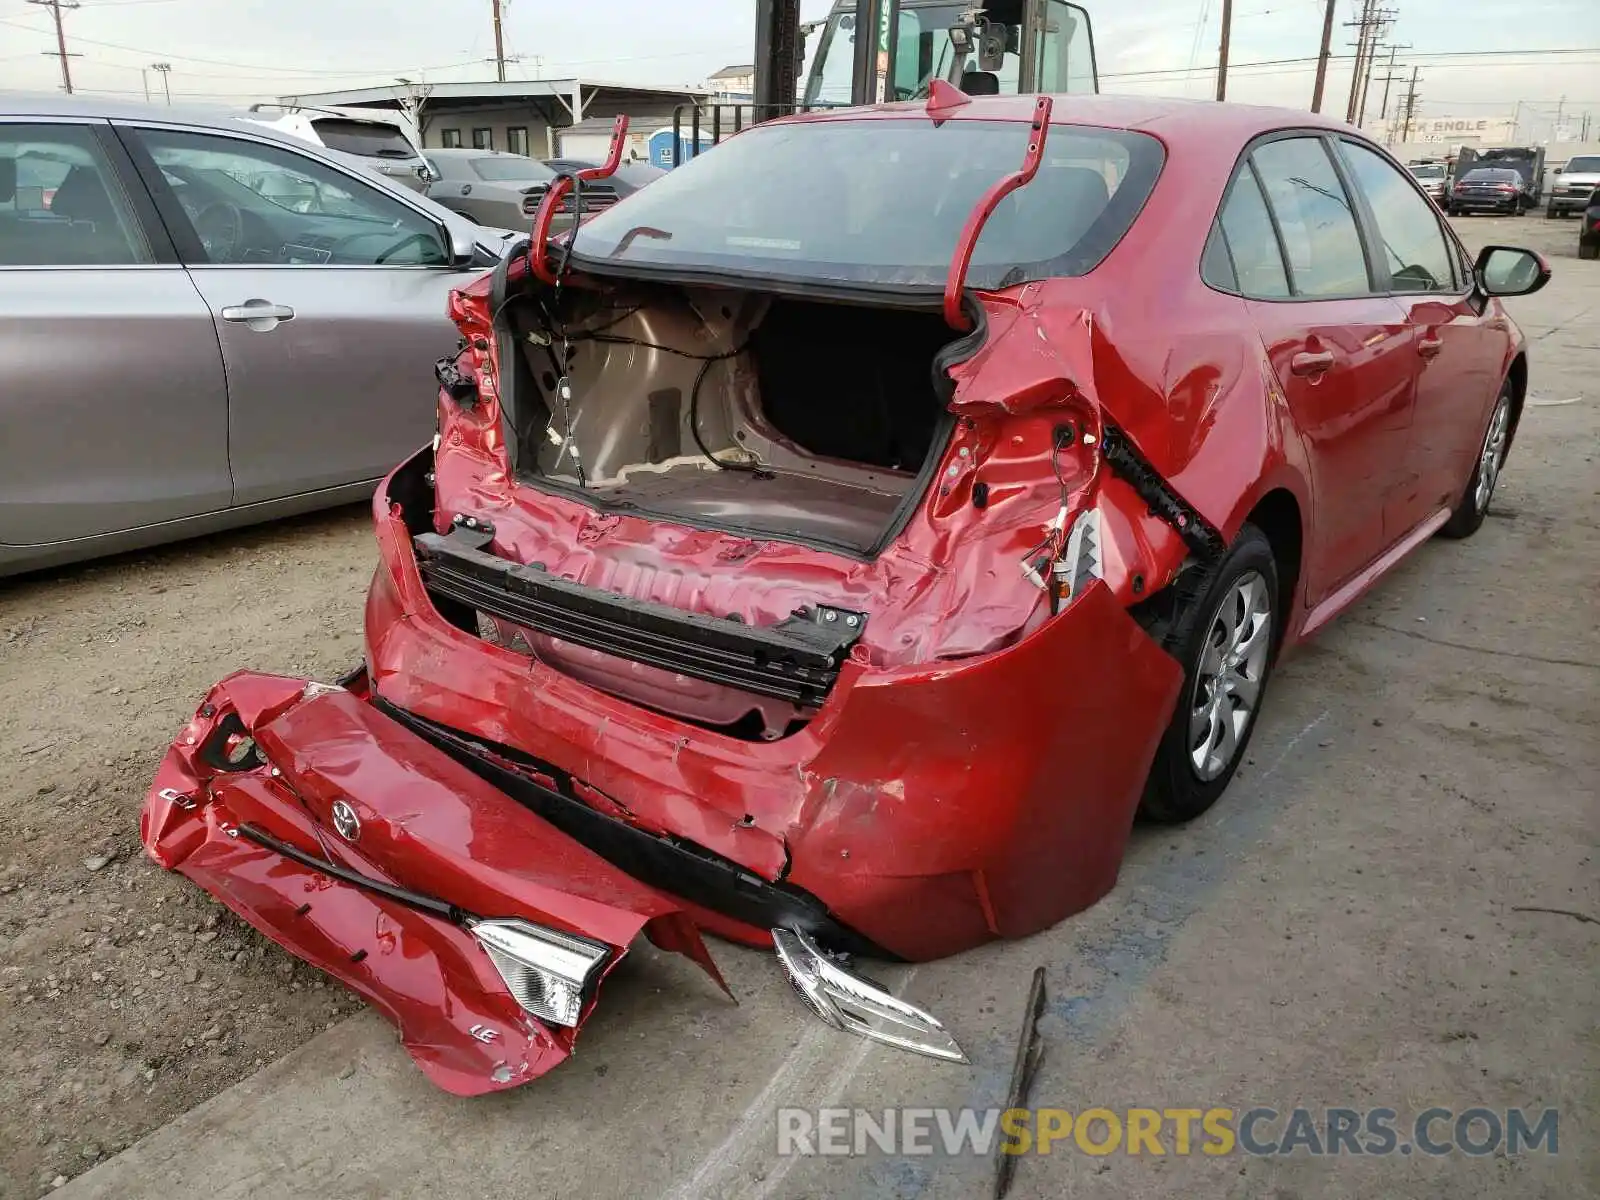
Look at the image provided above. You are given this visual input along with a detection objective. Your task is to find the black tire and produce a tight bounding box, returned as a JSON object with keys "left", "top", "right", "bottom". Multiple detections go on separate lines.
{"left": 1545, "top": 206, "right": 1558, "bottom": 219}
{"left": 1580, "top": 242, "right": 1600, "bottom": 261}
{"left": 1440, "top": 381, "right": 1514, "bottom": 539}
{"left": 1139, "top": 525, "right": 1280, "bottom": 824}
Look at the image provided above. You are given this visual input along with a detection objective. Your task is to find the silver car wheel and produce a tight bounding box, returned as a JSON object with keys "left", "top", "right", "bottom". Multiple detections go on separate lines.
{"left": 1188, "top": 570, "right": 1273, "bottom": 783}
{"left": 1473, "top": 393, "right": 1511, "bottom": 515}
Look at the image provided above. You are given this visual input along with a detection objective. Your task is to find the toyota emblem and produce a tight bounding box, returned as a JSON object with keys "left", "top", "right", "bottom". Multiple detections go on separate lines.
{"left": 330, "top": 800, "right": 361, "bottom": 842}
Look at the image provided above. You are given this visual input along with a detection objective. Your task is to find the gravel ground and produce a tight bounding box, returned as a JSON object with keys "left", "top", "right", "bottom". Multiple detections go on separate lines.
{"left": 0, "top": 508, "right": 374, "bottom": 1196}
{"left": 2, "top": 211, "right": 1595, "bottom": 1199}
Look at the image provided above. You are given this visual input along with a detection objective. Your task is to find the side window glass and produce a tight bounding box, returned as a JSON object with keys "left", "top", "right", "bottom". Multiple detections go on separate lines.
{"left": 132, "top": 129, "right": 446, "bottom": 267}
{"left": 1338, "top": 140, "right": 1455, "bottom": 292}
{"left": 0, "top": 124, "right": 151, "bottom": 267}
{"left": 1217, "top": 166, "right": 1290, "bottom": 298}
{"left": 1251, "top": 136, "right": 1370, "bottom": 297}
{"left": 1200, "top": 223, "right": 1237, "bottom": 291}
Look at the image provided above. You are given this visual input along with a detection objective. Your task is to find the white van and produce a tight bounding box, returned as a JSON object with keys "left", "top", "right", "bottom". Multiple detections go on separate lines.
{"left": 244, "top": 104, "right": 432, "bottom": 192}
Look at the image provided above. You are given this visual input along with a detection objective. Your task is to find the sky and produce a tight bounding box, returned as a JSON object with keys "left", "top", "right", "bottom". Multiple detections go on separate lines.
{"left": 2, "top": 0, "right": 1598, "bottom": 136}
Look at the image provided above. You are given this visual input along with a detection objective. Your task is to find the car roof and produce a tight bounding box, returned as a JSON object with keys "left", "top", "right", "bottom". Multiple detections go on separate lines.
{"left": 0, "top": 90, "right": 389, "bottom": 158}
{"left": 427, "top": 148, "right": 535, "bottom": 160}
{"left": 780, "top": 92, "right": 1357, "bottom": 142}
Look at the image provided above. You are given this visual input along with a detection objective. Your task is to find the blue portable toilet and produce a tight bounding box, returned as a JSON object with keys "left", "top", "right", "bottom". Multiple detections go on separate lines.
{"left": 649, "top": 127, "right": 714, "bottom": 170}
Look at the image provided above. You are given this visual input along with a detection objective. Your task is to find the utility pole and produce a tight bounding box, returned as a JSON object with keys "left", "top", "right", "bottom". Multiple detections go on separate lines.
{"left": 1355, "top": 9, "right": 1394, "bottom": 128}
{"left": 1397, "top": 65, "right": 1420, "bottom": 145}
{"left": 1215, "top": 0, "right": 1234, "bottom": 101}
{"left": 1377, "top": 41, "right": 1407, "bottom": 119}
{"left": 1345, "top": 0, "right": 1372, "bottom": 124}
{"left": 1311, "top": 0, "right": 1336, "bottom": 112}
{"left": 27, "top": 0, "right": 81, "bottom": 95}
{"left": 490, "top": 0, "right": 507, "bottom": 83}
{"left": 151, "top": 61, "right": 172, "bottom": 104}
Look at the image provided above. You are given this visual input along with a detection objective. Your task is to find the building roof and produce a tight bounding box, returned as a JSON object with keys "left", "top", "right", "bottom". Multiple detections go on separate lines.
{"left": 707, "top": 64, "right": 755, "bottom": 80}
{"left": 280, "top": 78, "right": 708, "bottom": 108}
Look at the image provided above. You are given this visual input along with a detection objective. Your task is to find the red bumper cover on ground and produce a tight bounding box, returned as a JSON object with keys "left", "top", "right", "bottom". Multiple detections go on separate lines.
{"left": 140, "top": 672, "right": 725, "bottom": 1096}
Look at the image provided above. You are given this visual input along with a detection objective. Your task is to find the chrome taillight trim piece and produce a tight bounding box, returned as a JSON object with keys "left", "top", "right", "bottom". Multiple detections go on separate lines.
{"left": 772, "top": 927, "right": 968, "bottom": 1064}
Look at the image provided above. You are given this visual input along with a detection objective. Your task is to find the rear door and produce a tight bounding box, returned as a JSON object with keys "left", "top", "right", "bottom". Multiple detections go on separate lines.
{"left": 1333, "top": 137, "right": 1503, "bottom": 533}
{"left": 0, "top": 119, "right": 230, "bottom": 547}
{"left": 117, "top": 123, "right": 466, "bottom": 506}
{"left": 1216, "top": 134, "right": 1418, "bottom": 606}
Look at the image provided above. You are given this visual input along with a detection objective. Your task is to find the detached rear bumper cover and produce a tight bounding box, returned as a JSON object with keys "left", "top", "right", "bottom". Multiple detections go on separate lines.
{"left": 139, "top": 672, "right": 725, "bottom": 1096}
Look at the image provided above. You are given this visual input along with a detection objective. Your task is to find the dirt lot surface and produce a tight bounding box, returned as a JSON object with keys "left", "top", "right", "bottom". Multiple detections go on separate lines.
{"left": 0, "top": 510, "right": 374, "bottom": 1196}
{"left": 4, "top": 214, "right": 1597, "bottom": 1200}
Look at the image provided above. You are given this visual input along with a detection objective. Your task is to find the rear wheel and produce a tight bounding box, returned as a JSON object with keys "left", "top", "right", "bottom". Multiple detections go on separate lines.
{"left": 1440, "top": 383, "right": 1513, "bottom": 539}
{"left": 1580, "top": 241, "right": 1600, "bottom": 261}
{"left": 1139, "top": 526, "right": 1279, "bottom": 824}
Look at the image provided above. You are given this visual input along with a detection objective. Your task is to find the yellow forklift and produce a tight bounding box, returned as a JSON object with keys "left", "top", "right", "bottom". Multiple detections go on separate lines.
{"left": 674, "top": 0, "right": 1098, "bottom": 163}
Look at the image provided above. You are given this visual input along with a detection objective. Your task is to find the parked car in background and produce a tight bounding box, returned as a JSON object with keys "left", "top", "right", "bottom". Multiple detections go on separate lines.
{"left": 142, "top": 95, "right": 1551, "bottom": 1095}
{"left": 1452, "top": 145, "right": 1545, "bottom": 207}
{"left": 1407, "top": 161, "right": 1449, "bottom": 206}
{"left": 1547, "top": 154, "right": 1600, "bottom": 218}
{"left": 1581, "top": 187, "right": 1600, "bottom": 260}
{"left": 545, "top": 157, "right": 665, "bottom": 197}
{"left": 244, "top": 103, "right": 433, "bottom": 193}
{"left": 424, "top": 148, "right": 631, "bottom": 230}
{"left": 0, "top": 95, "right": 517, "bottom": 578}
{"left": 1448, "top": 167, "right": 1527, "bottom": 215}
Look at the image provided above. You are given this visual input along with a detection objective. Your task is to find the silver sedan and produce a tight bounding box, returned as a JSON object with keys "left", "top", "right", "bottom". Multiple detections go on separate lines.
{"left": 0, "top": 95, "right": 519, "bottom": 578}
{"left": 424, "top": 148, "right": 628, "bottom": 232}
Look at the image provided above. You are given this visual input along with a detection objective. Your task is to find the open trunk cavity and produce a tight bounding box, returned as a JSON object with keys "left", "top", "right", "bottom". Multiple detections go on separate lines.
{"left": 499, "top": 285, "right": 960, "bottom": 555}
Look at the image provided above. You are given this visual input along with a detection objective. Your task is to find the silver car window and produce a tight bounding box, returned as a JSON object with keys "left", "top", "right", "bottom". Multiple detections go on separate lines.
{"left": 132, "top": 128, "right": 447, "bottom": 267}
{"left": 0, "top": 124, "right": 152, "bottom": 267}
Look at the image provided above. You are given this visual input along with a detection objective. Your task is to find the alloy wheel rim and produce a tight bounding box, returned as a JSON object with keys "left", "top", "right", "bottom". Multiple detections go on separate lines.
{"left": 1474, "top": 394, "right": 1511, "bottom": 515}
{"left": 1188, "top": 570, "right": 1273, "bottom": 783}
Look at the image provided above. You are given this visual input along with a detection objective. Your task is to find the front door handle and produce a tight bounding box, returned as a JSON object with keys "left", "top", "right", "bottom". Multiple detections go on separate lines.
{"left": 1289, "top": 350, "right": 1336, "bottom": 377}
{"left": 220, "top": 300, "right": 295, "bottom": 331}
{"left": 1417, "top": 335, "right": 1444, "bottom": 360}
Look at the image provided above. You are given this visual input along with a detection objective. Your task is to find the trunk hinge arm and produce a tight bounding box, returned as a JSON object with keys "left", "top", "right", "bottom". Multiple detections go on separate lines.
{"left": 528, "top": 114, "right": 630, "bottom": 287}
{"left": 942, "top": 96, "right": 1053, "bottom": 332}
{"left": 1100, "top": 424, "right": 1228, "bottom": 562}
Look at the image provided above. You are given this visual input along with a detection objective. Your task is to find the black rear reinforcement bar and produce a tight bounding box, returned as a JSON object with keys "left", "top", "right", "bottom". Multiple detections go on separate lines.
{"left": 413, "top": 530, "right": 867, "bottom": 707}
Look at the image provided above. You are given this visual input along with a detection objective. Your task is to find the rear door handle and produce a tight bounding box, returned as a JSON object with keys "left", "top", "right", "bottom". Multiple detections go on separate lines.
{"left": 1289, "top": 350, "right": 1336, "bottom": 377}
{"left": 1417, "top": 335, "right": 1444, "bottom": 359}
{"left": 220, "top": 300, "right": 295, "bottom": 327}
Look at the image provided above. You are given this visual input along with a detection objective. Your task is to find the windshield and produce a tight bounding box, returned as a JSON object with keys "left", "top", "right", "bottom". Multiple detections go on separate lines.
{"left": 310, "top": 118, "right": 417, "bottom": 160}
{"left": 1408, "top": 165, "right": 1445, "bottom": 179}
{"left": 1563, "top": 156, "right": 1600, "bottom": 173}
{"left": 573, "top": 118, "right": 1161, "bottom": 291}
{"left": 1462, "top": 169, "right": 1520, "bottom": 183}
{"left": 471, "top": 156, "right": 553, "bottom": 182}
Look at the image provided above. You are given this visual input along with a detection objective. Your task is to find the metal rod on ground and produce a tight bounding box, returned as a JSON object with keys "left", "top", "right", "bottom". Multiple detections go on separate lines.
{"left": 992, "top": 967, "right": 1048, "bottom": 1200}
{"left": 1215, "top": 0, "right": 1233, "bottom": 102}
{"left": 1310, "top": 0, "right": 1336, "bottom": 112}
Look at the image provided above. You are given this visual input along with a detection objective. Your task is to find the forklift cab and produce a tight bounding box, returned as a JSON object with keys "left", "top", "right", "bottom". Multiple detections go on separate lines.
{"left": 802, "top": 0, "right": 1098, "bottom": 107}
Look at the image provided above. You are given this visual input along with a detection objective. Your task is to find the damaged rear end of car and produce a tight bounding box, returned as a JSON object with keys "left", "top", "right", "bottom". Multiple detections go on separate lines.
{"left": 143, "top": 97, "right": 1223, "bottom": 1091}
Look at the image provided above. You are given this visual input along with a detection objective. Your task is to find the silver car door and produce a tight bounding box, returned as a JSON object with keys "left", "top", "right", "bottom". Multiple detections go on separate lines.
{"left": 117, "top": 123, "right": 468, "bottom": 507}
{"left": 0, "top": 119, "right": 230, "bottom": 547}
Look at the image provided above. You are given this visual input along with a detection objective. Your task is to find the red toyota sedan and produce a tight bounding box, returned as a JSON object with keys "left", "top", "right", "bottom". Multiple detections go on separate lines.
{"left": 142, "top": 93, "right": 1550, "bottom": 1090}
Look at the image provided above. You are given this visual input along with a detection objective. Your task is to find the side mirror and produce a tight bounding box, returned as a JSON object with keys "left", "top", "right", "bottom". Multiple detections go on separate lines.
{"left": 1475, "top": 246, "right": 1551, "bottom": 298}
{"left": 449, "top": 227, "right": 480, "bottom": 267}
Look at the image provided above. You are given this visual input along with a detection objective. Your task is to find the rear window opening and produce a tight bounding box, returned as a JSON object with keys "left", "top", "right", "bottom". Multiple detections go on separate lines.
{"left": 309, "top": 118, "right": 418, "bottom": 160}
{"left": 497, "top": 284, "right": 962, "bottom": 554}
